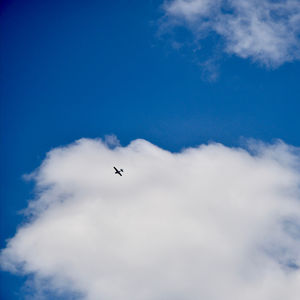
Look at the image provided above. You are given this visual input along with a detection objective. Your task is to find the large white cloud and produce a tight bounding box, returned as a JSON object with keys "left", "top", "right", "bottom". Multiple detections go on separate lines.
{"left": 1, "top": 138, "right": 300, "bottom": 299}
{"left": 162, "top": 0, "right": 300, "bottom": 67}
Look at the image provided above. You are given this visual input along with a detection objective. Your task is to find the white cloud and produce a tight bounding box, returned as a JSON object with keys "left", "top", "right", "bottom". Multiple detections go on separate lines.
{"left": 104, "top": 134, "right": 121, "bottom": 148}
{"left": 162, "top": 0, "right": 300, "bottom": 67}
{"left": 1, "top": 138, "right": 300, "bottom": 299}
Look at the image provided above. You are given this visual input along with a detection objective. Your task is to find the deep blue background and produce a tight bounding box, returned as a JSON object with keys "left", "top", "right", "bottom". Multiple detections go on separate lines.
{"left": 1, "top": 0, "right": 300, "bottom": 298}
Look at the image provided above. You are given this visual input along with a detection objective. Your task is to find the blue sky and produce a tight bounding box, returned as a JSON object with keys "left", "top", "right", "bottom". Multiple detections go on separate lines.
{"left": 1, "top": 0, "right": 300, "bottom": 299}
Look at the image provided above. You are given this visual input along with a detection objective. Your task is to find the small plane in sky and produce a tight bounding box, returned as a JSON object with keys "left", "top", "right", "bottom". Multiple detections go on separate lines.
{"left": 113, "top": 167, "right": 124, "bottom": 176}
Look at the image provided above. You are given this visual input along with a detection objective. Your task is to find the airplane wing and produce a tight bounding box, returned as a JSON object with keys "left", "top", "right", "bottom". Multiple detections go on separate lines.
{"left": 113, "top": 167, "right": 118, "bottom": 172}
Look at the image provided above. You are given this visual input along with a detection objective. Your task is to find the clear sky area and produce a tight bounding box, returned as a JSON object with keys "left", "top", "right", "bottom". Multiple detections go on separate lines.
{"left": 1, "top": 1, "right": 300, "bottom": 299}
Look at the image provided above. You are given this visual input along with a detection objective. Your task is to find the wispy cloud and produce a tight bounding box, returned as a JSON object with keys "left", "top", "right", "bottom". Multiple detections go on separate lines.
{"left": 162, "top": 0, "right": 300, "bottom": 67}
{"left": 1, "top": 138, "right": 300, "bottom": 299}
